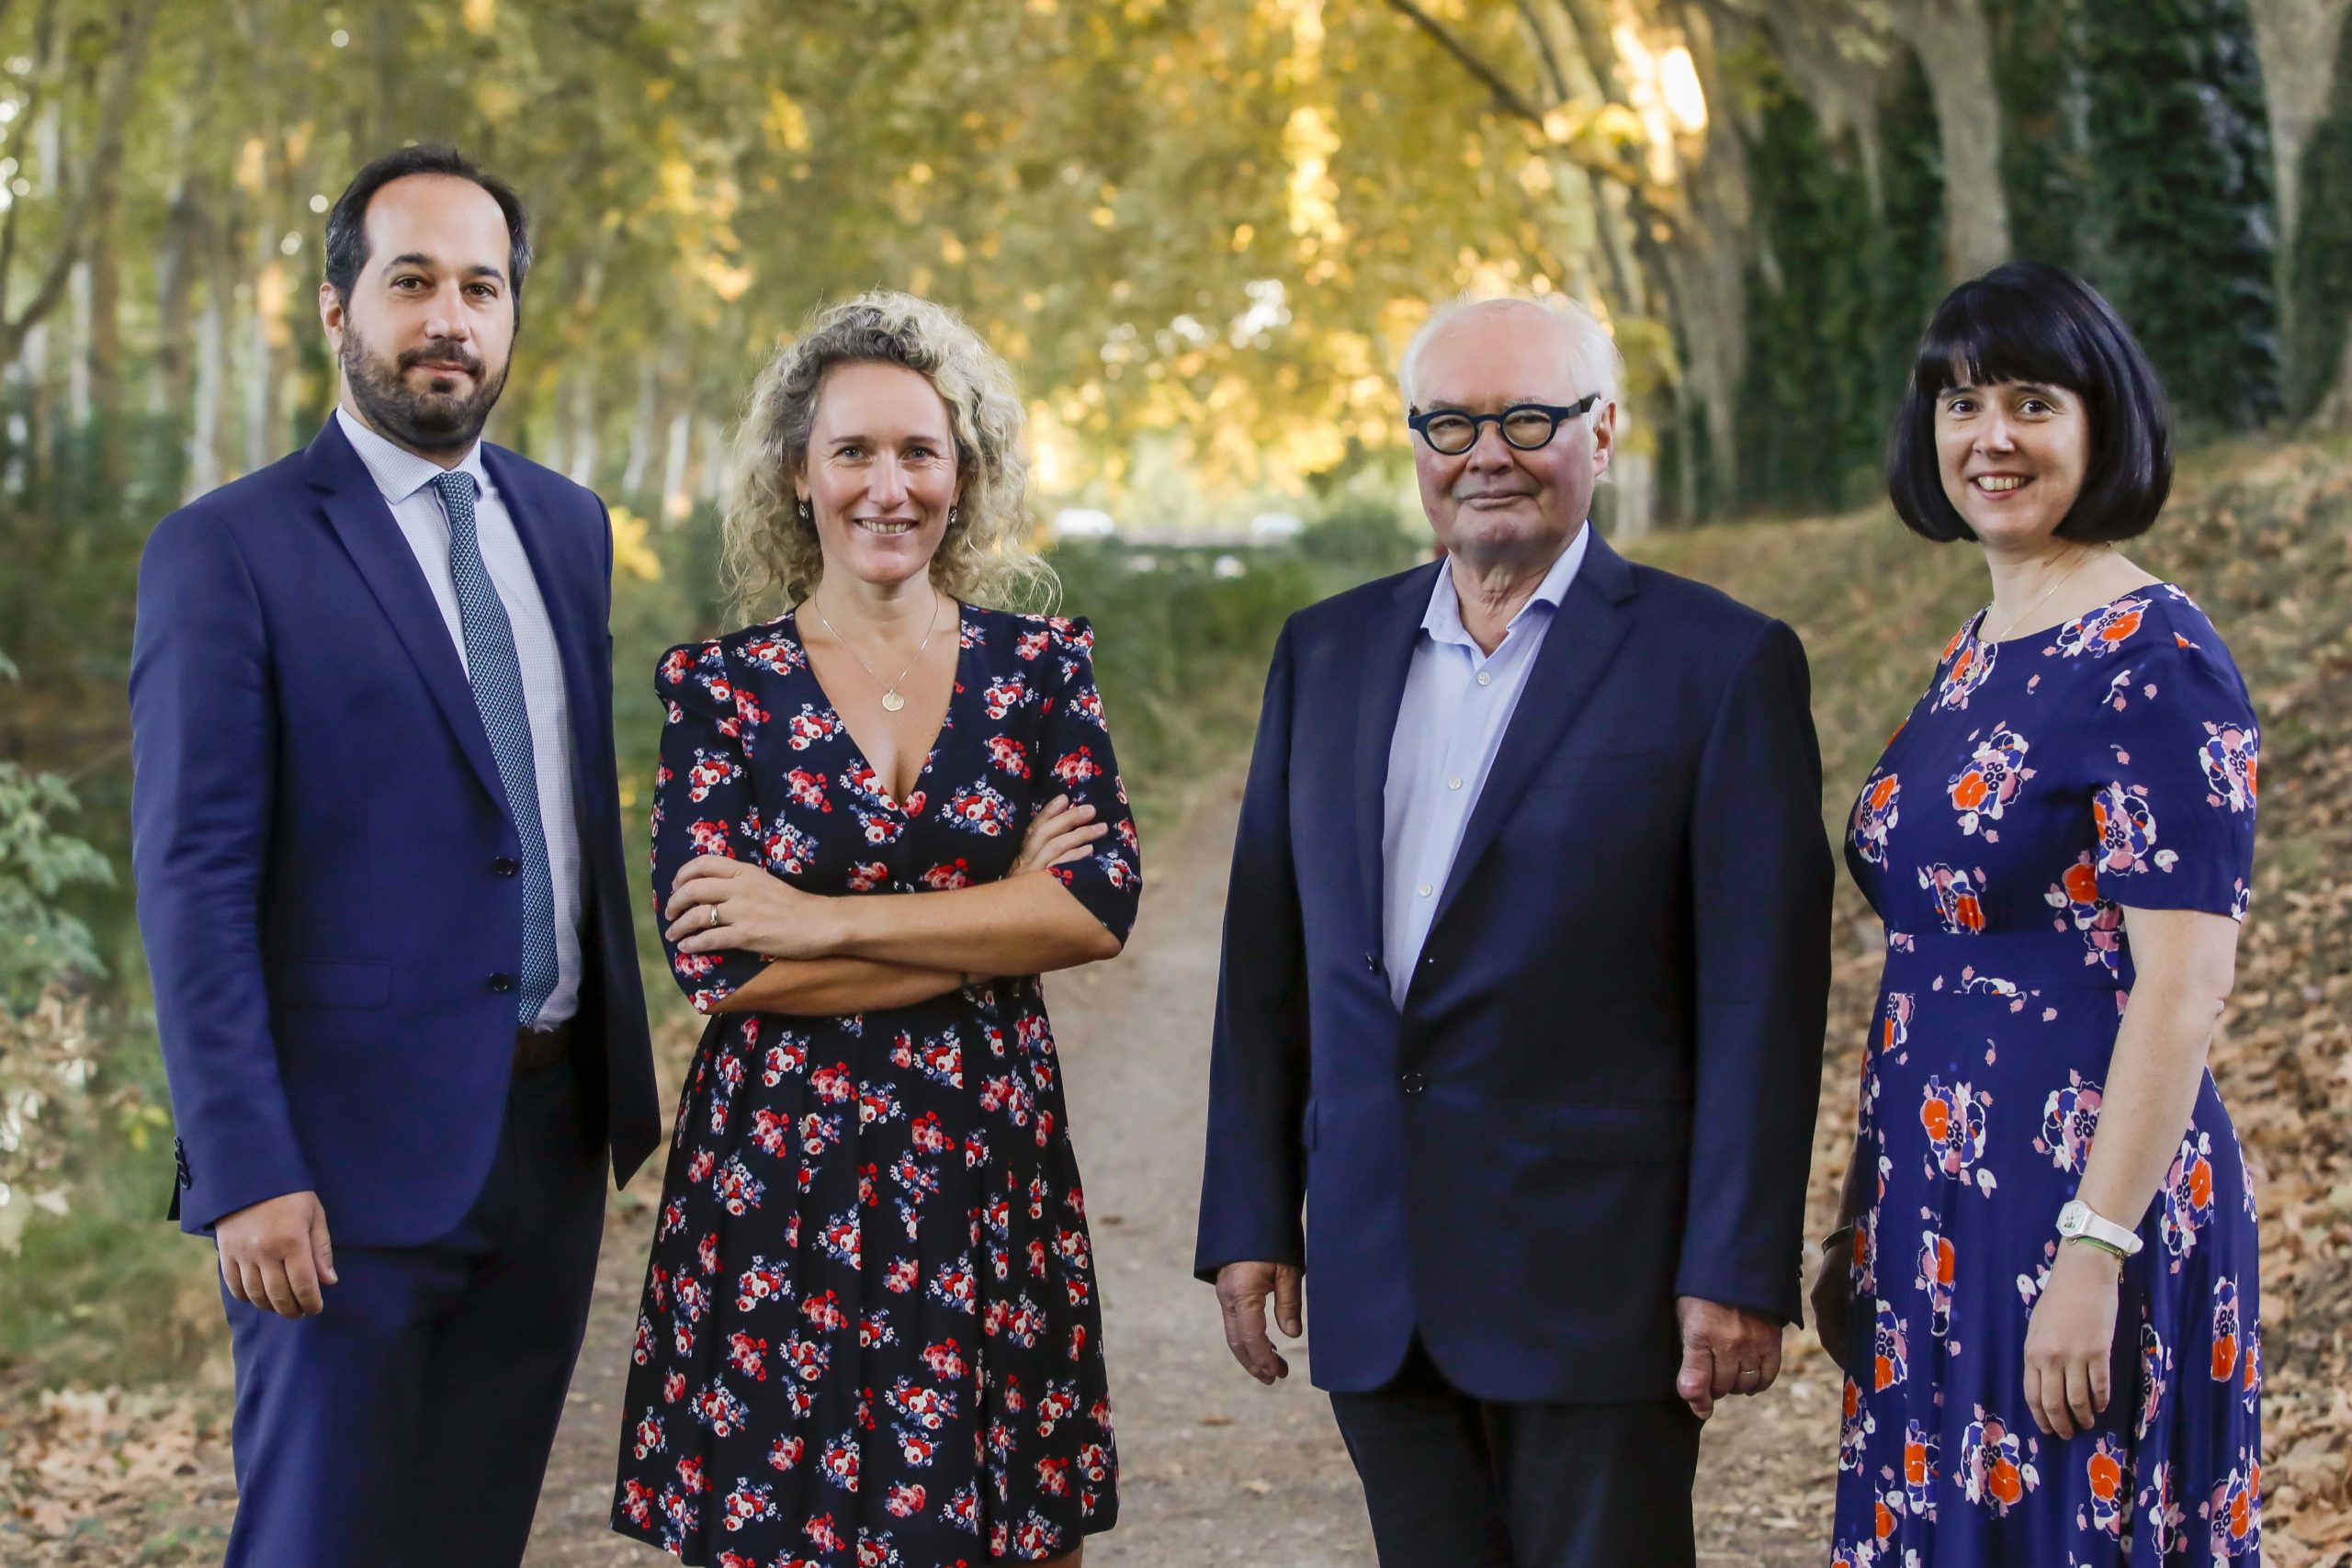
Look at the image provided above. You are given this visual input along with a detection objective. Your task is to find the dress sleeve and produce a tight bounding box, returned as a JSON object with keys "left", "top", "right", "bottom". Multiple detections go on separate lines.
{"left": 2091, "top": 607, "right": 2260, "bottom": 921}
{"left": 650, "top": 639, "right": 774, "bottom": 1011}
{"left": 1035, "top": 617, "right": 1143, "bottom": 944}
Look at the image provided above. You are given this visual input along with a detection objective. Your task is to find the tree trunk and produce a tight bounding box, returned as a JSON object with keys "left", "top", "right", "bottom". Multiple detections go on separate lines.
{"left": 661, "top": 408, "right": 692, "bottom": 522}
{"left": 188, "top": 280, "right": 224, "bottom": 501}
{"left": 1891, "top": 0, "right": 2013, "bottom": 277}
{"left": 2247, "top": 0, "right": 2352, "bottom": 251}
{"left": 566, "top": 373, "right": 598, "bottom": 488}
{"left": 621, "top": 360, "right": 657, "bottom": 496}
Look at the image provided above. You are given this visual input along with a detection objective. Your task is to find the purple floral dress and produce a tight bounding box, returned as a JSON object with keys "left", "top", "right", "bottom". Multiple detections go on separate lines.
{"left": 612, "top": 605, "right": 1137, "bottom": 1567}
{"left": 1830, "top": 586, "right": 2263, "bottom": 1566}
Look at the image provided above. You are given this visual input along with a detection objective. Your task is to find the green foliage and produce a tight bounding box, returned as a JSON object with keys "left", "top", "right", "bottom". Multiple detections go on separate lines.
{"left": 1731, "top": 48, "right": 1947, "bottom": 516}
{"left": 1294, "top": 491, "right": 1424, "bottom": 580}
{"left": 2076, "top": 0, "right": 2282, "bottom": 432}
{"left": 1987, "top": 0, "right": 2094, "bottom": 275}
{"left": 2286, "top": 17, "right": 2352, "bottom": 420}
{"left": 0, "top": 649, "right": 115, "bottom": 1012}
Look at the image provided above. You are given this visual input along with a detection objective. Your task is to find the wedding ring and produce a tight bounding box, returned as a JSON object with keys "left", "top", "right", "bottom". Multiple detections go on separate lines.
{"left": 707, "top": 904, "right": 720, "bottom": 930}
{"left": 1737, "top": 1365, "right": 1760, "bottom": 1381}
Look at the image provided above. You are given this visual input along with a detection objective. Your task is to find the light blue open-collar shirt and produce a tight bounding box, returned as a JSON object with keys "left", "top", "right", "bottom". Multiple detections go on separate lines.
{"left": 1380, "top": 522, "right": 1590, "bottom": 1010}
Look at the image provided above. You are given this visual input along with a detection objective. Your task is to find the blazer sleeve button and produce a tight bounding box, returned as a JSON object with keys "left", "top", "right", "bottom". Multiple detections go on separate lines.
{"left": 489, "top": 972, "right": 515, "bottom": 993}
{"left": 1399, "top": 1071, "right": 1426, "bottom": 1095}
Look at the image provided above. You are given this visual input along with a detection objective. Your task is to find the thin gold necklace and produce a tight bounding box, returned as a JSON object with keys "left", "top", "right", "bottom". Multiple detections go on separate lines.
{"left": 1984, "top": 544, "right": 2111, "bottom": 643}
{"left": 812, "top": 588, "right": 945, "bottom": 713}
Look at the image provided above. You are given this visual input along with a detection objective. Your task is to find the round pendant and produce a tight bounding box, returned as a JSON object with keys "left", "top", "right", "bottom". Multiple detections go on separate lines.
{"left": 881, "top": 689, "right": 907, "bottom": 712}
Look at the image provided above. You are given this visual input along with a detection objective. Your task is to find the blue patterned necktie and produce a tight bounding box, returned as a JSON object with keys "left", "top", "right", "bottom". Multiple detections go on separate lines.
{"left": 432, "top": 469, "right": 559, "bottom": 1025}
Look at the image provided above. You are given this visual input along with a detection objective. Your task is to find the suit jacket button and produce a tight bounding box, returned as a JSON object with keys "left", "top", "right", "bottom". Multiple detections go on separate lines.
{"left": 492, "top": 856, "right": 520, "bottom": 876}
{"left": 1399, "top": 1071, "right": 1426, "bottom": 1095}
{"left": 489, "top": 972, "right": 515, "bottom": 993}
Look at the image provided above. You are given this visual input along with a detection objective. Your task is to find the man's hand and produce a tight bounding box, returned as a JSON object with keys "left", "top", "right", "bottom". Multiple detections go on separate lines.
{"left": 1674, "top": 1295, "right": 1783, "bottom": 1419}
{"left": 1216, "top": 1261, "right": 1303, "bottom": 1385}
{"left": 216, "top": 1190, "right": 337, "bottom": 1319}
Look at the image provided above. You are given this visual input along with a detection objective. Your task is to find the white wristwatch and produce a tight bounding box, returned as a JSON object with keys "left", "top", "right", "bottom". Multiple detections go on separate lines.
{"left": 2056, "top": 1199, "right": 2143, "bottom": 1258}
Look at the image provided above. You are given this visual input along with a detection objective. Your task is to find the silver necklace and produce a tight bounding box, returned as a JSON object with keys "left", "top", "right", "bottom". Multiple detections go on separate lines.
{"left": 1984, "top": 544, "right": 2110, "bottom": 643}
{"left": 812, "top": 588, "right": 945, "bottom": 713}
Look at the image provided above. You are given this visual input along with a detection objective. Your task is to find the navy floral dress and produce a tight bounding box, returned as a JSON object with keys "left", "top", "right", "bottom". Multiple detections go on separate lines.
{"left": 1831, "top": 586, "right": 2263, "bottom": 1566}
{"left": 612, "top": 604, "right": 1137, "bottom": 1567}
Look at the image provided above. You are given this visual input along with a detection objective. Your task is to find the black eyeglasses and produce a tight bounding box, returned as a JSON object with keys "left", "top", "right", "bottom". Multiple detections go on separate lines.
{"left": 1407, "top": 395, "right": 1600, "bottom": 455}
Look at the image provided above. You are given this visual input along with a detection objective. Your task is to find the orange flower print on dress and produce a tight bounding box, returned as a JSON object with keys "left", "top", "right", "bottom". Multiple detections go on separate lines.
{"left": 1919, "top": 1077, "right": 1995, "bottom": 1195}
{"left": 2035, "top": 1071, "right": 2102, "bottom": 1174}
{"left": 1958, "top": 1407, "right": 2040, "bottom": 1517}
{"left": 2211, "top": 1277, "right": 2242, "bottom": 1382}
{"left": 1838, "top": 1376, "right": 1875, "bottom": 1473}
{"left": 1935, "top": 631, "right": 1997, "bottom": 711}
{"left": 2081, "top": 1434, "right": 2129, "bottom": 1539}
{"left": 2198, "top": 718, "right": 2260, "bottom": 813}
{"left": 1948, "top": 723, "right": 2033, "bottom": 837}
{"left": 2045, "top": 852, "right": 2126, "bottom": 974}
{"left": 2091, "top": 781, "right": 2170, "bottom": 876}
{"left": 2048, "top": 595, "right": 2148, "bottom": 660}
{"left": 1919, "top": 863, "right": 1987, "bottom": 934}
{"left": 1851, "top": 771, "right": 1901, "bottom": 867}
{"left": 2161, "top": 1127, "right": 2217, "bottom": 1262}
{"left": 1902, "top": 1420, "right": 1939, "bottom": 1521}
{"left": 1872, "top": 1300, "right": 1908, "bottom": 1392}
{"left": 1880, "top": 991, "right": 1914, "bottom": 1055}
{"left": 2209, "top": 1450, "right": 2263, "bottom": 1560}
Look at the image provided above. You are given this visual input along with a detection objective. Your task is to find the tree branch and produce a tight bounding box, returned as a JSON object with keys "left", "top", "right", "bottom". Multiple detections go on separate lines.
{"left": 0, "top": 0, "right": 161, "bottom": 362}
{"left": 1381, "top": 0, "right": 1552, "bottom": 126}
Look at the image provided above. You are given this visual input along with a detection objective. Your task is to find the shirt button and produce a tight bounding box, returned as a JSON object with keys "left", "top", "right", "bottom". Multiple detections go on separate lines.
{"left": 492, "top": 857, "right": 520, "bottom": 877}
{"left": 1399, "top": 1072, "right": 1427, "bottom": 1095}
{"left": 1418, "top": 883, "right": 1433, "bottom": 897}
{"left": 1476, "top": 671, "right": 1493, "bottom": 687}
{"left": 1363, "top": 952, "right": 1382, "bottom": 975}
{"left": 488, "top": 972, "right": 515, "bottom": 993}
{"left": 1447, "top": 777, "right": 1463, "bottom": 791}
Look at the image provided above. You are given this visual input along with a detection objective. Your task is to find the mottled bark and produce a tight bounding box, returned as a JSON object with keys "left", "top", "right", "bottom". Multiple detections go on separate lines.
{"left": 1889, "top": 0, "right": 2013, "bottom": 277}
{"left": 2247, "top": 0, "right": 2352, "bottom": 249}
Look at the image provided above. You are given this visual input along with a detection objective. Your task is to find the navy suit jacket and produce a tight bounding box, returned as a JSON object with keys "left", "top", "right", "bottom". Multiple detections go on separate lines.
{"left": 130, "top": 418, "right": 662, "bottom": 1247}
{"left": 1194, "top": 531, "right": 1834, "bottom": 1401}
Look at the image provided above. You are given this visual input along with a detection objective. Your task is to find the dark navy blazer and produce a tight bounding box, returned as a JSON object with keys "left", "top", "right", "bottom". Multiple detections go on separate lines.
{"left": 1193, "top": 531, "right": 1834, "bottom": 1402}
{"left": 130, "top": 418, "right": 661, "bottom": 1247}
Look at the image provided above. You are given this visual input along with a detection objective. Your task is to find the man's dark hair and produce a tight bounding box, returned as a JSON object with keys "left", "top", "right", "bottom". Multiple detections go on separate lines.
{"left": 1887, "top": 262, "right": 2173, "bottom": 544}
{"left": 322, "top": 143, "right": 533, "bottom": 319}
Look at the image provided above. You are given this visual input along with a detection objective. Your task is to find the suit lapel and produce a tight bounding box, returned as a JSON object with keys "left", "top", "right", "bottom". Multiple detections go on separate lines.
{"left": 1356, "top": 561, "right": 1442, "bottom": 957}
{"left": 1425, "top": 530, "right": 1638, "bottom": 937}
{"left": 306, "top": 420, "right": 510, "bottom": 812}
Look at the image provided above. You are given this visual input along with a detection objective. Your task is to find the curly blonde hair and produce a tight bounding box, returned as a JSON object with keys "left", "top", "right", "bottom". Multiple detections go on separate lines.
{"left": 720, "top": 290, "right": 1057, "bottom": 622}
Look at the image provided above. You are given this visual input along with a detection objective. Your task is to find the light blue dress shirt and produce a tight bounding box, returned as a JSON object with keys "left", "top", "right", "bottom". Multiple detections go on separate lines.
{"left": 335, "top": 407, "right": 582, "bottom": 1026}
{"left": 1380, "top": 523, "right": 1589, "bottom": 1010}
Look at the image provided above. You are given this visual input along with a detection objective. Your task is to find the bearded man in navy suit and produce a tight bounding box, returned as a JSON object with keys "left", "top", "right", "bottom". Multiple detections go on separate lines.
{"left": 130, "top": 145, "right": 660, "bottom": 1566}
{"left": 1196, "top": 297, "right": 1835, "bottom": 1567}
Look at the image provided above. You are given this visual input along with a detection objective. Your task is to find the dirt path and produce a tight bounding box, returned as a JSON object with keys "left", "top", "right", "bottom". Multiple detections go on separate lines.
{"left": 525, "top": 777, "right": 1844, "bottom": 1567}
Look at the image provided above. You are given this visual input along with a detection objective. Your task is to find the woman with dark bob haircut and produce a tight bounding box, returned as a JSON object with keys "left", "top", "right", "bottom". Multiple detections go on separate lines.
{"left": 1816, "top": 263, "right": 2267, "bottom": 1563}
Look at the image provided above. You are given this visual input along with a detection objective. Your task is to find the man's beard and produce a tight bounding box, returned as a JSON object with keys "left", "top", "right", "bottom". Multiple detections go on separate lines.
{"left": 340, "top": 318, "right": 509, "bottom": 457}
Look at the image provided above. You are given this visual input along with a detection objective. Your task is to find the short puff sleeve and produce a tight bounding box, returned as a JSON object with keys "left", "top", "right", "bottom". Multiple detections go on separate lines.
{"left": 2091, "top": 603, "right": 2259, "bottom": 922}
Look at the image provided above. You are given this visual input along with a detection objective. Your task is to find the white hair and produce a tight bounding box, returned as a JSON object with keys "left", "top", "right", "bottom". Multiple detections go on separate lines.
{"left": 1396, "top": 294, "right": 1623, "bottom": 412}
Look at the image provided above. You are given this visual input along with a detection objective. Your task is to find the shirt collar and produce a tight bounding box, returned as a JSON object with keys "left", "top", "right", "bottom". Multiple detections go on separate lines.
{"left": 1421, "top": 521, "right": 1590, "bottom": 650}
{"left": 335, "top": 405, "right": 492, "bottom": 510}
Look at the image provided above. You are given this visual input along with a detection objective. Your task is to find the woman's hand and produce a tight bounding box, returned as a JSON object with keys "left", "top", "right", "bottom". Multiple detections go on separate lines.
{"left": 665, "top": 855, "right": 840, "bottom": 960}
{"left": 2022, "top": 1241, "right": 2122, "bottom": 1438}
{"left": 1015, "top": 795, "right": 1105, "bottom": 874}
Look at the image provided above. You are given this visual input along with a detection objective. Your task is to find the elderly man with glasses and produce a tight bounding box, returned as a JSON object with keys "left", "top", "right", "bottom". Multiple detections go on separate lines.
{"left": 1194, "top": 296, "right": 1836, "bottom": 1567}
